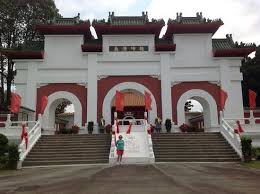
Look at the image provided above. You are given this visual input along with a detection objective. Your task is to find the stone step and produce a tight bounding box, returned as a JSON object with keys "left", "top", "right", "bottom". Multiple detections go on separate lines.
{"left": 41, "top": 134, "right": 111, "bottom": 138}
{"left": 154, "top": 154, "right": 239, "bottom": 158}
{"left": 153, "top": 148, "right": 235, "bottom": 153}
{"left": 27, "top": 152, "right": 109, "bottom": 158}
{"left": 153, "top": 150, "right": 237, "bottom": 155}
{"left": 23, "top": 159, "right": 109, "bottom": 167}
{"left": 153, "top": 145, "right": 231, "bottom": 149}
{"left": 155, "top": 158, "right": 241, "bottom": 162}
{"left": 28, "top": 149, "right": 109, "bottom": 155}
{"left": 33, "top": 144, "right": 111, "bottom": 149}
{"left": 152, "top": 133, "right": 221, "bottom": 136}
{"left": 37, "top": 140, "right": 111, "bottom": 145}
{"left": 25, "top": 155, "right": 109, "bottom": 161}
{"left": 152, "top": 141, "right": 228, "bottom": 145}
{"left": 23, "top": 134, "right": 111, "bottom": 167}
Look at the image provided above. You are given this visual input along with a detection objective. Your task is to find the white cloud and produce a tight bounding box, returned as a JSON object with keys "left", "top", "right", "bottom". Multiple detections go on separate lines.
{"left": 146, "top": 0, "right": 260, "bottom": 45}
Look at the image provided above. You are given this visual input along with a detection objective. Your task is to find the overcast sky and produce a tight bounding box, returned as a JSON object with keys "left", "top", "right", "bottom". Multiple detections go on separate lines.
{"left": 55, "top": 0, "right": 260, "bottom": 45}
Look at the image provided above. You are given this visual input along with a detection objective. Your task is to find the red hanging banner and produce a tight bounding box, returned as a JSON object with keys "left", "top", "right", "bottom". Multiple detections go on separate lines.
{"left": 115, "top": 90, "right": 124, "bottom": 112}
{"left": 249, "top": 89, "right": 257, "bottom": 110}
{"left": 220, "top": 89, "right": 228, "bottom": 110}
{"left": 126, "top": 122, "right": 132, "bottom": 134}
{"left": 10, "top": 92, "right": 21, "bottom": 113}
{"left": 144, "top": 90, "right": 152, "bottom": 111}
{"left": 40, "top": 96, "right": 48, "bottom": 114}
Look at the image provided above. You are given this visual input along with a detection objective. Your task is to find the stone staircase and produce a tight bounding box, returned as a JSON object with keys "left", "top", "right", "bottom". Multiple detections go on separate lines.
{"left": 23, "top": 134, "right": 111, "bottom": 167}
{"left": 152, "top": 132, "right": 240, "bottom": 162}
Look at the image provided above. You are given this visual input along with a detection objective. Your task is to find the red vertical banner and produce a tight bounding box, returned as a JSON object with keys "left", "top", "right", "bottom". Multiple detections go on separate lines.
{"left": 10, "top": 92, "right": 21, "bottom": 113}
{"left": 220, "top": 89, "right": 228, "bottom": 110}
{"left": 40, "top": 96, "right": 48, "bottom": 114}
{"left": 115, "top": 90, "right": 124, "bottom": 112}
{"left": 249, "top": 89, "right": 257, "bottom": 110}
{"left": 144, "top": 90, "right": 152, "bottom": 111}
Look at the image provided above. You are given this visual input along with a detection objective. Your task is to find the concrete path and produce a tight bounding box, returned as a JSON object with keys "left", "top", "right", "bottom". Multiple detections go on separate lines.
{"left": 0, "top": 163, "right": 259, "bottom": 194}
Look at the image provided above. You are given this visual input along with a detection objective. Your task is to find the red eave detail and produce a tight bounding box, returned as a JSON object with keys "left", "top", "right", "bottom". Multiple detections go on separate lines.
{"left": 93, "top": 24, "right": 164, "bottom": 38}
{"left": 213, "top": 48, "right": 256, "bottom": 57}
{"left": 36, "top": 24, "right": 91, "bottom": 36}
{"left": 155, "top": 44, "right": 176, "bottom": 51}
{"left": 81, "top": 44, "right": 102, "bottom": 52}
{"left": 165, "top": 23, "right": 222, "bottom": 38}
{"left": 1, "top": 50, "right": 44, "bottom": 59}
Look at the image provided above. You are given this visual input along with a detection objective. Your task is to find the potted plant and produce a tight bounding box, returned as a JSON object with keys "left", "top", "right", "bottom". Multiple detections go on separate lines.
{"left": 179, "top": 123, "right": 189, "bottom": 133}
{"left": 98, "top": 117, "right": 105, "bottom": 134}
{"left": 8, "top": 143, "right": 19, "bottom": 170}
{"left": 71, "top": 125, "right": 80, "bottom": 134}
{"left": 105, "top": 124, "right": 112, "bottom": 134}
{"left": 165, "top": 119, "right": 172, "bottom": 133}
{"left": 241, "top": 136, "right": 252, "bottom": 162}
{"left": 88, "top": 121, "right": 94, "bottom": 134}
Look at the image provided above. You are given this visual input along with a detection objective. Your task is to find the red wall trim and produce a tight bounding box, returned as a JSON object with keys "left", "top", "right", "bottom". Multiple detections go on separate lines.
{"left": 36, "top": 83, "right": 87, "bottom": 125}
{"left": 97, "top": 76, "right": 162, "bottom": 122}
{"left": 171, "top": 82, "right": 221, "bottom": 124}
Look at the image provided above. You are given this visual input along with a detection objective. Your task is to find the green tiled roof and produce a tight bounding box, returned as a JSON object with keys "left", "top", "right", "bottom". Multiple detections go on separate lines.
{"left": 212, "top": 34, "right": 256, "bottom": 49}
{"left": 48, "top": 13, "right": 89, "bottom": 25}
{"left": 108, "top": 12, "right": 148, "bottom": 25}
{"left": 169, "top": 12, "right": 223, "bottom": 24}
{"left": 93, "top": 12, "right": 164, "bottom": 26}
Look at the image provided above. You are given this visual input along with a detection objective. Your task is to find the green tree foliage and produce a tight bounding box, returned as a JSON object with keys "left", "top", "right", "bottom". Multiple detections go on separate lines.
{"left": 0, "top": 0, "right": 60, "bottom": 111}
{"left": 55, "top": 99, "right": 72, "bottom": 115}
{"left": 184, "top": 100, "right": 194, "bottom": 112}
{"left": 241, "top": 46, "right": 260, "bottom": 107}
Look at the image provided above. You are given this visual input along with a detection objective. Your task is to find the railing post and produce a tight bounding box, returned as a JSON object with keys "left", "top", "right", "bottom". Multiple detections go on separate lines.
{"left": 5, "top": 114, "right": 11, "bottom": 129}
{"left": 219, "top": 111, "right": 223, "bottom": 125}
{"left": 249, "top": 110, "right": 256, "bottom": 125}
{"left": 38, "top": 114, "right": 42, "bottom": 129}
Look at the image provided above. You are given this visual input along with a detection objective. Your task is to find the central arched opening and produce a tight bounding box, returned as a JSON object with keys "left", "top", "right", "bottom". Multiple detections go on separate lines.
{"left": 111, "top": 89, "right": 145, "bottom": 123}
{"left": 102, "top": 82, "right": 158, "bottom": 124}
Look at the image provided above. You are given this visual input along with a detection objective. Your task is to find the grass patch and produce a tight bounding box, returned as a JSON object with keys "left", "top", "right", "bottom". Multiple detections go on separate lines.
{"left": 241, "top": 161, "right": 260, "bottom": 170}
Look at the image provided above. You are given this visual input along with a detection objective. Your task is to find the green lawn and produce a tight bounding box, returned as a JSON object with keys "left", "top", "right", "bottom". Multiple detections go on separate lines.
{"left": 241, "top": 161, "right": 260, "bottom": 170}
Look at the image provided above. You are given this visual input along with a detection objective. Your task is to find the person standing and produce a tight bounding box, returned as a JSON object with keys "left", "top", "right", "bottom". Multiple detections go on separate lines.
{"left": 116, "top": 135, "right": 124, "bottom": 164}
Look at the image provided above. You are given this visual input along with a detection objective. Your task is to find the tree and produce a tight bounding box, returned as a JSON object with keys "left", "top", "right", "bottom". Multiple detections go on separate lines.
{"left": 55, "top": 99, "right": 72, "bottom": 115}
{"left": 184, "top": 100, "right": 194, "bottom": 112}
{"left": 241, "top": 46, "right": 260, "bottom": 108}
{"left": 0, "top": 0, "right": 60, "bottom": 112}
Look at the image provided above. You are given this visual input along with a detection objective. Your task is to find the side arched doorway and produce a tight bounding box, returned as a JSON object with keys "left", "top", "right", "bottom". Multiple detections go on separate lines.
{"left": 42, "top": 91, "right": 82, "bottom": 129}
{"left": 177, "top": 89, "right": 218, "bottom": 129}
{"left": 102, "top": 82, "right": 158, "bottom": 124}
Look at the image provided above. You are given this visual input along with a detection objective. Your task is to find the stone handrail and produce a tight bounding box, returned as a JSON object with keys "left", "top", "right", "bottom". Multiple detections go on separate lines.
{"left": 220, "top": 118, "right": 242, "bottom": 158}
{"left": 19, "top": 115, "right": 42, "bottom": 162}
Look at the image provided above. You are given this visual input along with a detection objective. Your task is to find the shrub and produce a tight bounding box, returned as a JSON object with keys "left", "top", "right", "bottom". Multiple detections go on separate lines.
{"left": 0, "top": 155, "right": 8, "bottom": 169}
{"left": 241, "top": 136, "right": 252, "bottom": 162}
{"left": 0, "top": 134, "right": 8, "bottom": 156}
{"left": 8, "top": 143, "right": 19, "bottom": 170}
{"left": 165, "top": 119, "right": 172, "bottom": 133}
{"left": 71, "top": 125, "right": 80, "bottom": 134}
{"left": 179, "top": 123, "right": 189, "bottom": 133}
{"left": 88, "top": 121, "right": 94, "bottom": 134}
{"left": 252, "top": 147, "right": 260, "bottom": 160}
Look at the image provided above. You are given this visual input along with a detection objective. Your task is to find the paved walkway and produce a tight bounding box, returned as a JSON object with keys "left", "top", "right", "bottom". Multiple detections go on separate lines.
{"left": 0, "top": 163, "right": 260, "bottom": 194}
